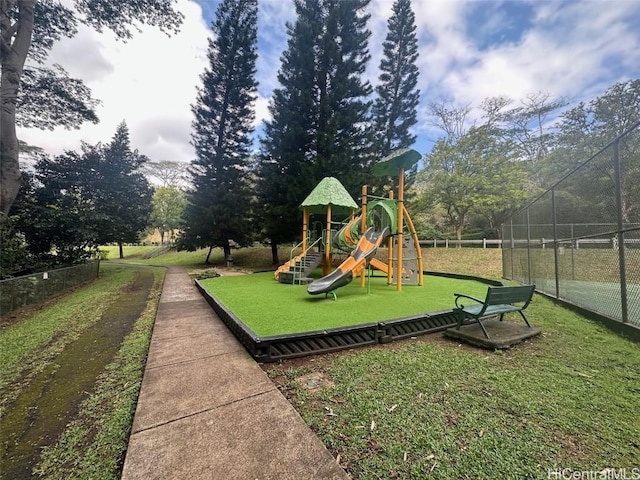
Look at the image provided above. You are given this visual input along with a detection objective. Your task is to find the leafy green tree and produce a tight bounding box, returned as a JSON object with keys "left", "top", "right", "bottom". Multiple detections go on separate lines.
{"left": 547, "top": 79, "right": 640, "bottom": 224}
{"left": 497, "top": 93, "right": 566, "bottom": 165}
{"left": 372, "top": 0, "right": 420, "bottom": 157}
{"left": 150, "top": 186, "right": 186, "bottom": 245}
{"left": 3, "top": 123, "right": 152, "bottom": 272}
{"left": 1, "top": 0, "right": 183, "bottom": 219}
{"left": 418, "top": 126, "right": 528, "bottom": 241}
{"left": 180, "top": 0, "right": 258, "bottom": 261}
{"left": 258, "top": 0, "right": 373, "bottom": 263}
{"left": 12, "top": 146, "right": 105, "bottom": 269}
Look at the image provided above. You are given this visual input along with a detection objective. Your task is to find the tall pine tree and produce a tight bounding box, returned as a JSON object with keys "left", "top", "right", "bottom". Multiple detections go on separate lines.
{"left": 372, "top": 0, "right": 420, "bottom": 156}
{"left": 258, "top": 0, "right": 324, "bottom": 263}
{"left": 181, "top": 0, "right": 258, "bottom": 260}
{"left": 96, "top": 121, "right": 153, "bottom": 259}
{"left": 258, "top": 0, "right": 373, "bottom": 262}
{"left": 315, "top": 0, "right": 373, "bottom": 192}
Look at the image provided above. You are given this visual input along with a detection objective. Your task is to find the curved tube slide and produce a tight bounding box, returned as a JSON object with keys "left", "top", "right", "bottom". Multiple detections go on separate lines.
{"left": 307, "top": 227, "right": 389, "bottom": 295}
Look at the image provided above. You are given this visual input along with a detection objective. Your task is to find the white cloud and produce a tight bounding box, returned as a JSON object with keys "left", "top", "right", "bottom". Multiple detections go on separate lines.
{"left": 413, "top": 0, "right": 640, "bottom": 145}
{"left": 17, "top": 0, "right": 210, "bottom": 164}
{"left": 253, "top": 94, "right": 271, "bottom": 128}
{"left": 16, "top": 0, "right": 640, "bottom": 164}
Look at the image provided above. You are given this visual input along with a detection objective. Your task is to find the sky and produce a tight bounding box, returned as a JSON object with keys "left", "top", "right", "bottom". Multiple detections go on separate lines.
{"left": 17, "top": 0, "right": 640, "bottom": 167}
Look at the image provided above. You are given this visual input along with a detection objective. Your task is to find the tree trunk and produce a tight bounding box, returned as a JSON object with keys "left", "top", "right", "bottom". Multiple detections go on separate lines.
{"left": 222, "top": 241, "right": 231, "bottom": 260}
{"left": 271, "top": 240, "right": 279, "bottom": 265}
{"left": 205, "top": 246, "right": 213, "bottom": 264}
{"left": 118, "top": 242, "right": 124, "bottom": 259}
{"left": 159, "top": 230, "right": 165, "bottom": 246}
{"left": 0, "top": 0, "right": 35, "bottom": 219}
{"left": 455, "top": 223, "right": 464, "bottom": 248}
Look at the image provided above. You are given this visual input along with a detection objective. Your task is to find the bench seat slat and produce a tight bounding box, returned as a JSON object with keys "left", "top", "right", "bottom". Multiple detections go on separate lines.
{"left": 460, "top": 304, "right": 521, "bottom": 316}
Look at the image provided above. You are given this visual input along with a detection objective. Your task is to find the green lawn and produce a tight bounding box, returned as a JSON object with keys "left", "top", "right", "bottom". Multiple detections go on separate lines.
{"left": 5, "top": 246, "right": 638, "bottom": 479}
{"left": 99, "top": 245, "right": 157, "bottom": 259}
{"left": 266, "top": 295, "right": 640, "bottom": 479}
{"left": 0, "top": 264, "right": 164, "bottom": 480}
{"left": 199, "top": 272, "right": 494, "bottom": 336}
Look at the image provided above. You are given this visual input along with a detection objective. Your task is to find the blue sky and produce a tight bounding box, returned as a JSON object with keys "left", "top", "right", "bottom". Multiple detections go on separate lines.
{"left": 18, "top": 0, "right": 640, "bottom": 165}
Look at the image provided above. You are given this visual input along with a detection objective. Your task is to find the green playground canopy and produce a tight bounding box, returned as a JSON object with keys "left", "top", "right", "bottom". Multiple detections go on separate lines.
{"left": 373, "top": 148, "right": 421, "bottom": 176}
{"left": 300, "top": 177, "right": 358, "bottom": 214}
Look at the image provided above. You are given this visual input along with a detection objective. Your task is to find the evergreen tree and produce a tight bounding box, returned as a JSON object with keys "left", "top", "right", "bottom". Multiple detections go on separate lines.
{"left": 314, "top": 0, "right": 373, "bottom": 193}
{"left": 258, "top": 0, "right": 373, "bottom": 262}
{"left": 372, "top": 0, "right": 420, "bottom": 156}
{"left": 181, "top": 0, "right": 258, "bottom": 260}
{"left": 96, "top": 122, "right": 153, "bottom": 258}
{"left": 258, "top": 0, "right": 324, "bottom": 263}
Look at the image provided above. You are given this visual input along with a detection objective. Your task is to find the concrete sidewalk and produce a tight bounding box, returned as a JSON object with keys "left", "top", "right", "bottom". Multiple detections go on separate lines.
{"left": 121, "top": 267, "right": 348, "bottom": 480}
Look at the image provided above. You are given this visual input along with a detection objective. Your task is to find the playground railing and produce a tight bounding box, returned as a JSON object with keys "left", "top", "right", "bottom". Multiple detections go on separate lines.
{"left": 289, "top": 235, "right": 324, "bottom": 285}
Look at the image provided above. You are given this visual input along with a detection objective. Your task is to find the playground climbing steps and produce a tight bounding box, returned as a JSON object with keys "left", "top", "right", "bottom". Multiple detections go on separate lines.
{"left": 276, "top": 251, "right": 323, "bottom": 285}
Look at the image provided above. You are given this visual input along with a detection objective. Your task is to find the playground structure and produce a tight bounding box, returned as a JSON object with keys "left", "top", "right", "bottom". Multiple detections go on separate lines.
{"left": 274, "top": 149, "right": 424, "bottom": 297}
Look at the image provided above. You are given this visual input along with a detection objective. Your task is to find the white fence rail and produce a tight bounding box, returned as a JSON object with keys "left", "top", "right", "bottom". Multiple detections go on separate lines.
{"left": 418, "top": 239, "right": 503, "bottom": 248}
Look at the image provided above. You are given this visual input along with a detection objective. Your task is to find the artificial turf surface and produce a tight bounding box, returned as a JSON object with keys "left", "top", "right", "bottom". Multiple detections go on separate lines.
{"left": 198, "top": 271, "right": 494, "bottom": 336}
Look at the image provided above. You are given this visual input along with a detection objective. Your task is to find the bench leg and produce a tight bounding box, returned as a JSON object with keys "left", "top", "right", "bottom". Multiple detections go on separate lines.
{"left": 518, "top": 310, "right": 532, "bottom": 328}
{"left": 477, "top": 319, "right": 491, "bottom": 339}
{"left": 499, "top": 313, "right": 504, "bottom": 322}
{"left": 454, "top": 310, "right": 464, "bottom": 330}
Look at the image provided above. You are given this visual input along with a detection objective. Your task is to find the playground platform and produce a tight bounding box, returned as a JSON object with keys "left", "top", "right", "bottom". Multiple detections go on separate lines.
{"left": 121, "top": 266, "right": 348, "bottom": 480}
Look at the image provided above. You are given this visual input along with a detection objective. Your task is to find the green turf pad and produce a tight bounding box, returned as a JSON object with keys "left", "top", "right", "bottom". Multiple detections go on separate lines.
{"left": 199, "top": 272, "right": 492, "bottom": 336}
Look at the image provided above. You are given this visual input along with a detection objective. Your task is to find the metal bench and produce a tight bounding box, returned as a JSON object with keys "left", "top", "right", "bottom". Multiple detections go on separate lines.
{"left": 453, "top": 285, "right": 536, "bottom": 339}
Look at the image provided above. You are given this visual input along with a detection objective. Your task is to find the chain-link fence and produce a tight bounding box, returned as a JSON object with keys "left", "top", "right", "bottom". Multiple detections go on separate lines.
{"left": 0, "top": 261, "right": 100, "bottom": 316}
{"left": 502, "top": 122, "right": 640, "bottom": 328}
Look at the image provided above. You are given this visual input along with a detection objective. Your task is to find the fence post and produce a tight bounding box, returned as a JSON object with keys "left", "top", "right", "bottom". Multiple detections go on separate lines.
{"left": 552, "top": 187, "right": 560, "bottom": 299}
{"left": 613, "top": 139, "right": 629, "bottom": 323}
{"left": 510, "top": 220, "right": 515, "bottom": 280}
{"left": 526, "top": 208, "right": 532, "bottom": 285}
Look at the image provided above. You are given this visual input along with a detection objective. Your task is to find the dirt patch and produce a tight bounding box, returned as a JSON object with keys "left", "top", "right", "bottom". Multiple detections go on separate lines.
{"left": 0, "top": 268, "right": 156, "bottom": 480}
{"left": 295, "top": 372, "right": 335, "bottom": 393}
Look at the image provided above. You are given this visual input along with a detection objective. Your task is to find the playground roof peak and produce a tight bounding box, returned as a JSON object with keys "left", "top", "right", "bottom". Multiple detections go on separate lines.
{"left": 300, "top": 177, "right": 358, "bottom": 214}
{"left": 373, "top": 148, "right": 421, "bottom": 176}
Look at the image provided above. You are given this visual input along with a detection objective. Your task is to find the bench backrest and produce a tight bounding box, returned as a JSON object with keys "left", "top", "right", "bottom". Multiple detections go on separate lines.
{"left": 484, "top": 285, "right": 535, "bottom": 308}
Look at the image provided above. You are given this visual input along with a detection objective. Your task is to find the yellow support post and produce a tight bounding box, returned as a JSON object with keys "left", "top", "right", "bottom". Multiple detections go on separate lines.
{"left": 397, "top": 168, "right": 405, "bottom": 291}
{"left": 402, "top": 203, "right": 424, "bottom": 286}
{"left": 387, "top": 190, "right": 394, "bottom": 285}
{"left": 360, "top": 185, "right": 368, "bottom": 287}
{"left": 302, "top": 207, "right": 309, "bottom": 254}
{"left": 323, "top": 204, "right": 332, "bottom": 276}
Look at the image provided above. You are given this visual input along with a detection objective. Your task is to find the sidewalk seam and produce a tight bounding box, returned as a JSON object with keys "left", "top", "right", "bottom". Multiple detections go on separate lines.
{"left": 130, "top": 387, "right": 276, "bottom": 435}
